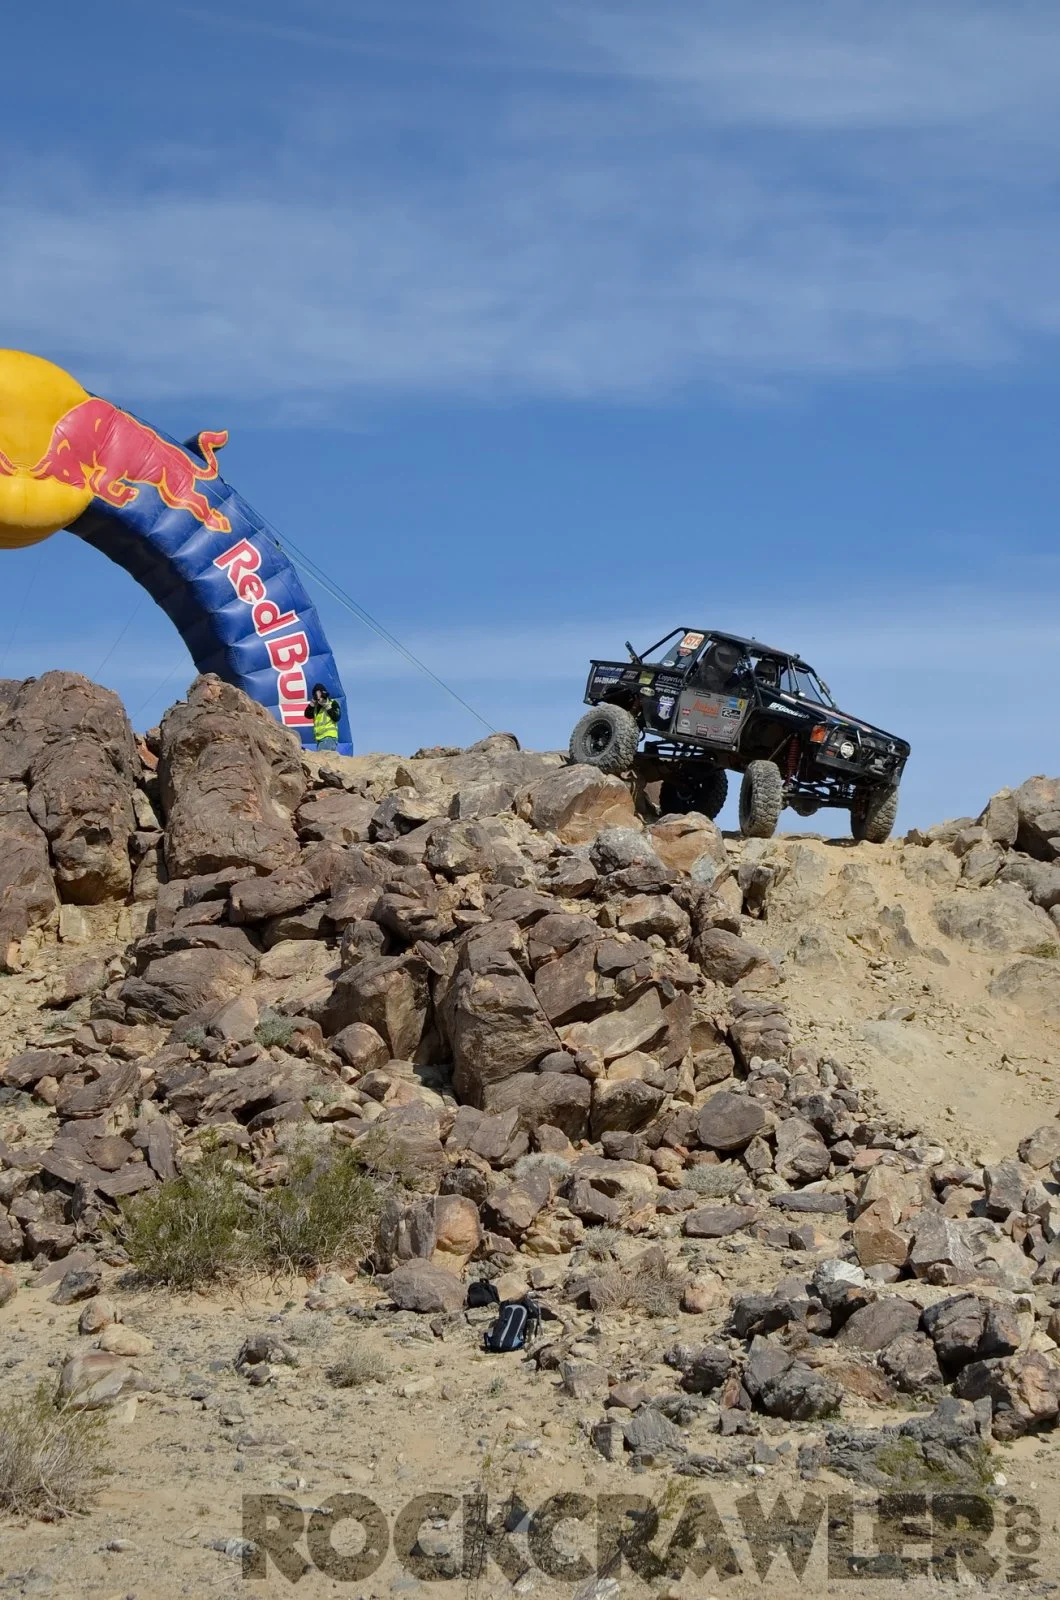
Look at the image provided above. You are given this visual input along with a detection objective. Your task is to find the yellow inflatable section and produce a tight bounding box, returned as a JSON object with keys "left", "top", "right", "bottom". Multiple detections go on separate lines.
{"left": 0, "top": 351, "right": 94, "bottom": 548}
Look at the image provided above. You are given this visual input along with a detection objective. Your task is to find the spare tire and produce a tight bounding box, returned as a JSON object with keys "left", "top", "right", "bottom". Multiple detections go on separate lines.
{"left": 851, "top": 784, "right": 899, "bottom": 844}
{"left": 568, "top": 704, "right": 640, "bottom": 774}
{"left": 738, "top": 760, "right": 784, "bottom": 838}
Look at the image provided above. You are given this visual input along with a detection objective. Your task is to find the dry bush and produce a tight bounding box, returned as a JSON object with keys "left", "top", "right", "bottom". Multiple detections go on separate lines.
{"left": 325, "top": 1347, "right": 390, "bottom": 1388}
{"left": 588, "top": 1247, "right": 684, "bottom": 1317}
{"left": 682, "top": 1161, "right": 744, "bottom": 1198}
{"left": 0, "top": 1385, "right": 104, "bottom": 1520}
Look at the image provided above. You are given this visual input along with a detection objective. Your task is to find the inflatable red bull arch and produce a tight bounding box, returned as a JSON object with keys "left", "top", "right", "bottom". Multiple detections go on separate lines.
{"left": 0, "top": 349, "right": 351, "bottom": 753}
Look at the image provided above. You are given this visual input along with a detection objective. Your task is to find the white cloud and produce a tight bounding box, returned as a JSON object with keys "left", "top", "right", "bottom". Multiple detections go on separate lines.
{"left": 3, "top": 2, "right": 1060, "bottom": 407}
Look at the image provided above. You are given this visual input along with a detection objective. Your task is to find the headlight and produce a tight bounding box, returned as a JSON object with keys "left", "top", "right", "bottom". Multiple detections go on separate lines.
{"left": 839, "top": 739, "right": 856, "bottom": 760}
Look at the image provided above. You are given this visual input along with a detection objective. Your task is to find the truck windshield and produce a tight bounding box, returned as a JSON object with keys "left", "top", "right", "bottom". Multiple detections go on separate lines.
{"left": 785, "top": 665, "right": 834, "bottom": 706}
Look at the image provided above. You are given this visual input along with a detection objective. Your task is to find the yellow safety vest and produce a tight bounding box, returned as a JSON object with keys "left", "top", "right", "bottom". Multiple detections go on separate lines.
{"left": 313, "top": 703, "right": 340, "bottom": 743}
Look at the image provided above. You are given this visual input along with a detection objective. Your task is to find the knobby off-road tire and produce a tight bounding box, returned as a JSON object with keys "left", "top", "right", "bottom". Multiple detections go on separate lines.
{"left": 659, "top": 767, "right": 729, "bottom": 821}
{"left": 568, "top": 704, "right": 640, "bottom": 775}
{"left": 738, "top": 760, "right": 784, "bottom": 838}
{"left": 851, "top": 783, "right": 900, "bottom": 844}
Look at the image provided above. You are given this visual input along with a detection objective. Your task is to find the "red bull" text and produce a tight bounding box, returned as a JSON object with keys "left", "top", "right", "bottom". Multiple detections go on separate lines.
{"left": 214, "top": 537, "right": 311, "bottom": 727}
{"left": 28, "top": 398, "right": 231, "bottom": 532}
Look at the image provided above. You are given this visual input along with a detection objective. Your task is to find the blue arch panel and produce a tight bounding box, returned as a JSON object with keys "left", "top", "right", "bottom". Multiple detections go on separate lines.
{"left": 68, "top": 415, "right": 352, "bottom": 753}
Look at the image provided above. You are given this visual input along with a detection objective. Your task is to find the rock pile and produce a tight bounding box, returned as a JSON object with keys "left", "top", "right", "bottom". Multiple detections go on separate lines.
{"left": 2, "top": 672, "right": 1060, "bottom": 1463}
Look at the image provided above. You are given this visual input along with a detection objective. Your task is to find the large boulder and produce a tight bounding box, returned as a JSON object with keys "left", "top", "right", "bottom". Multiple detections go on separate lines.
{"left": 988, "top": 958, "right": 1060, "bottom": 1024}
{"left": 319, "top": 954, "right": 431, "bottom": 1060}
{"left": 516, "top": 766, "right": 636, "bottom": 845}
{"left": 0, "top": 673, "right": 138, "bottom": 905}
{"left": 120, "top": 948, "right": 254, "bottom": 1021}
{"left": 445, "top": 963, "right": 559, "bottom": 1105}
{"left": 1014, "top": 777, "right": 1060, "bottom": 861}
{"left": 159, "top": 676, "right": 305, "bottom": 877}
{"left": 932, "top": 886, "right": 1057, "bottom": 954}
{"left": 0, "top": 783, "right": 56, "bottom": 956}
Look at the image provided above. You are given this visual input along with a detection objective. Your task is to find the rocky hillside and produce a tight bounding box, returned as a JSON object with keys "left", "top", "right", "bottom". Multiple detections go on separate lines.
{"left": 2, "top": 668, "right": 1060, "bottom": 1591}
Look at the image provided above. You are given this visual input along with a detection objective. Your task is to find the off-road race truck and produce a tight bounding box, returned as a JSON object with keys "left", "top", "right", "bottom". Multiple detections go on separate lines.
{"left": 568, "top": 627, "right": 910, "bottom": 841}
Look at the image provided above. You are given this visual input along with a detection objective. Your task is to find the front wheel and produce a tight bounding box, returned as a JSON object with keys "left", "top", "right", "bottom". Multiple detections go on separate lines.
{"left": 659, "top": 767, "right": 729, "bottom": 820}
{"left": 851, "top": 784, "right": 899, "bottom": 843}
{"left": 568, "top": 704, "right": 640, "bottom": 774}
{"left": 738, "top": 760, "right": 784, "bottom": 838}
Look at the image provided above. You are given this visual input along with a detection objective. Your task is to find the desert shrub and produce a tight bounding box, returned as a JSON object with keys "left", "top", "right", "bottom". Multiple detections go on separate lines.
{"left": 326, "top": 1347, "right": 390, "bottom": 1388}
{"left": 589, "top": 1248, "right": 685, "bottom": 1317}
{"left": 180, "top": 1024, "right": 207, "bottom": 1049}
{"left": 254, "top": 1144, "right": 382, "bottom": 1273}
{"left": 683, "top": 1161, "right": 744, "bottom": 1198}
{"left": 0, "top": 1385, "right": 104, "bottom": 1519}
{"left": 255, "top": 1009, "right": 297, "bottom": 1048}
{"left": 577, "top": 1226, "right": 625, "bottom": 1262}
{"left": 512, "top": 1153, "right": 572, "bottom": 1185}
{"left": 118, "top": 1149, "right": 252, "bottom": 1288}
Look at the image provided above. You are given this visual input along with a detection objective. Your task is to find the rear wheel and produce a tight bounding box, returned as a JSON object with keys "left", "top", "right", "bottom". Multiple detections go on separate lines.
{"left": 739, "top": 760, "right": 784, "bottom": 838}
{"left": 659, "top": 767, "right": 728, "bottom": 820}
{"left": 568, "top": 704, "right": 640, "bottom": 774}
{"left": 851, "top": 784, "right": 899, "bottom": 843}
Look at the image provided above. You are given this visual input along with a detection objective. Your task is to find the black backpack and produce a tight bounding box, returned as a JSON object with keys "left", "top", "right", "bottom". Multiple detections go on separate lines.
{"left": 466, "top": 1282, "right": 543, "bottom": 1353}
{"left": 483, "top": 1296, "right": 542, "bottom": 1354}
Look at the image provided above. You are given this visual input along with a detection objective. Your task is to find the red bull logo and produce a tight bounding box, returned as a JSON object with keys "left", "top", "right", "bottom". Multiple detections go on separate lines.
{"left": 27, "top": 398, "right": 231, "bottom": 533}
{"left": 214, "top": 537, "right": 312, "bottom": 727}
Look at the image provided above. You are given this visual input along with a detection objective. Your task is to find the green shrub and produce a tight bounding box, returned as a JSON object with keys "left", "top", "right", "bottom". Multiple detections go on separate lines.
{"left": 180, "top": 1024, "right": 207, "bottom": 1049}
{"left": 0, "top": 1384, "right": 104, "bottom": 1519}
{"left": 118, "top": 1149, "right": 253, "bottom": 1288}
{"left": 255, "top": 1009, "right": 297, "bottom": 1048}
{"left": 253, "top": 1145, "right": 383, "bottom": 1274}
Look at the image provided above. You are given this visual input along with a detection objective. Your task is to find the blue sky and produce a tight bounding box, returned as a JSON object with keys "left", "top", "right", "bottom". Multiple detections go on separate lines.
{"left": 2, "top": 0, "right": 1059, "bottom": 832}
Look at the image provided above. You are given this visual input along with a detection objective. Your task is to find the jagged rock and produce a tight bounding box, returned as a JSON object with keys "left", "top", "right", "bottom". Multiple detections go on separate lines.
{"left": 0, "top": 673, "right": 139, "bottom": 905}
{"left": 609, "top": 893, "right": 690, "bottom": 945}
{"left": 559, "top": 983, "right": 670, "bottom": 1064}
{"left": 954, "top": 1350, "right": 1060, "bottom": 1439}
{"left": 159, "top": 675, "right": 304, "bottom": 877}
{"left": 320, "top": 953, "right": 430, "bottom": 1060}
{"left": 516, "top": 766, "right": 636, "bottom": 845}
{"left": 978, "top": 788, "right": 1019, "bottom": 847}
{"left": 982, "top": 1160, "right": 1031, "bottom": 1220}
{"left": 589, "top": 827, "right": 659, "bottom": 874}
{"left": 988, "top": 958, "right": 1060, "bottom": 1024}
{"left": 836, "top": 1297, "right": 920, "bottom": 1351}
{"left": 743, "top": 1339, "right": 841, "bottom": 1421}
{"left": 922, "top": 1293, "right": 1022, "bottom": 1371}
{"left": 0, "top": 784, "right": 57, "bottom": 957}
{"left": 933, "top": 886, "right": 1057, "bottom": 954}
{"left": 590, "top": 1076, "right": 665, "bottom": 1138}
{"left": 728, "top": 995, "right": 790, "bottom": 1068}
{"left": 1014, "top": 776, "right": 1060, "bottom": 861}
{"left": 295, "top": 788, "right": 374, "bottom": 845}
{"left": 121, "top": 948, "right": 254, "bottom": 1022}
{"left": 773, "top": 1116, "right": 830, "bottom": 1183}
{"left": 698, "top": 1089, "right": 768, "bottom": 1151}
{"left": 2, "top": 1049, "right": 79, "bottom": 1090}
{"left": 1019, "top": 1124, "right": 1060, "bottom": 1169}
{"left": 907, "top": 1212, "right": 977, "bottom": 1282}
{"left": 480, "top": 1071, "right": 590, "bottom": 1140}
{"left": 878, "top": 1331, "right": 944, "bottom": 1393}
{"left": 445, "top": 961, "right": 558, "bottom": 1105}
{"left": 649, "top": 814, "right": 726, "bottom": 876}
{"left": 690, "top": 929, "right": 771, "bottom": 986}
{"left": 533, "top": 942, "right": 601, "bottom": 1024}
{"left": 621, "top": 1405, "right": 687, "bottom": 1456}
